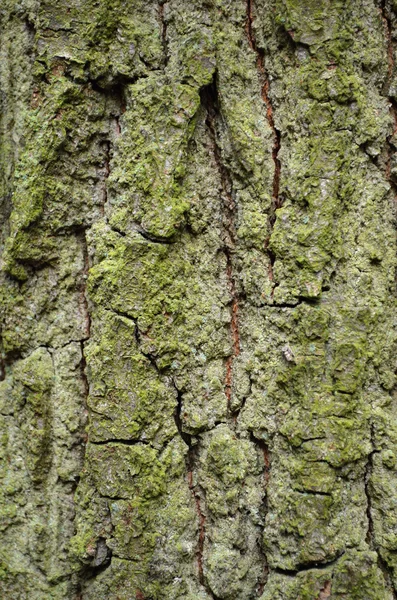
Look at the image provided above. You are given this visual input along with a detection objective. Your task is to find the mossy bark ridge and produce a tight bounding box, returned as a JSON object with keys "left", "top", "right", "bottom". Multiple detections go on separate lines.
{"left": 1, "top": 0, "right": 397, "bottom": 598}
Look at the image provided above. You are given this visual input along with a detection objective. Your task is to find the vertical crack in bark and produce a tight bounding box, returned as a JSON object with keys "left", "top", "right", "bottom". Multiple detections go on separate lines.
{"left": 74, "top": 117, "right": 118, "bottom": 591}
{"left": 246, "top": 0, "right": 281, "bottom": 286}
{"left": 172, "top": 381, "right": 192, "bottom": 447}
{"left": 364, "top": 427, "right": 375, "bottom": 549}
{"left": 380, "top": 1, "right": 397, "bottom": 206}
{"left": 172, "top": 381, "right": 218, "bottom": 598}
{"left": 187, "top": 468, "right": 221, "bottom": 600}
{"left": 101, "top": 140, "right": 111, "bottom": 218}
{"left": 365, "top": 424, "right": 397, "bottom": 598}
{"left": 200, "top": 77, "right": 241, "bottom": 414}
{"left": 78, "top": 226, "right": 91, "bottom": 449}
{"left": 187, "top": 459, "right": 207, "bottom": 591}
{"left": 251, "top": 434, "right": 271, "bottom": 594}
{"left": 159, "top": 2, "right": 169, "bottom": 67}
{"left": 80, "top": 230, "right": 91, "bottom": 340}
{"left": 370, "top": 4, "right": 397, "bottom": 595}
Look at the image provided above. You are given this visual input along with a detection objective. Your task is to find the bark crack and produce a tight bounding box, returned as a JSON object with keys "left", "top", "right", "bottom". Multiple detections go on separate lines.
{"left": 274, "top": 552, "right": 345, "bottom": 576}
{"left": 379, "top": 0, "right": 397, "bottom": 211}
{"left": 171, "top": 379, "right": 218, "bottom": 598}
{"left": 159, "top": 2, "right": 169, "bottom": 67}
{"left": 187, "top": 460, "right": 207, "bottom": 591}
{"left": 250, "top": 434, "right": 270, "bottom": 594}
{"left": 172, "top": 381, "right": 193, "bottom": 447}
{"left": 200, "top": 76, "right": 241, "bottom": 414}
{"left": 365, "top": 423, "right": 397, "bottom": 598}
{"left": 246, "top": 0, "right": 281, "bottom": 292}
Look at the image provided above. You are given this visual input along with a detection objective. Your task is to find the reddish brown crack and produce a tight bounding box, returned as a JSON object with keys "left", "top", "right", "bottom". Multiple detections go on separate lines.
{"left": 365, "top": 423, "right": 397, "bottom": 598}
{"left": 159, "top": 2, "right": 169, "bottom": 66}
{"left": 225, "top": 262, "right": 240, "bottom": 409}
{"left": 318, "top": 580, "right": 332, "bottom": 600}
{"left": 188, "top": 469, "right": 206, "bottom": 587}
{"left": 380, "top": 2, "right": 397, "bottom": 186}
{"left": 200, "top": 79, "right": 241, "bottom": 412}
{"left": 246, "top": 0, "right": 281, "bottom": 287}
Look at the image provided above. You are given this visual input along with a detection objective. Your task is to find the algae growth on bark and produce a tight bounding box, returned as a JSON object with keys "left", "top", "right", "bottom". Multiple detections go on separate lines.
{"left": 2, "top": 0, "right": 397, "bottom": 598}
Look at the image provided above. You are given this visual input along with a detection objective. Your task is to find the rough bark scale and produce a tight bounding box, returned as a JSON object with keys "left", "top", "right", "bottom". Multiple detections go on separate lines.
{"left": 1, "top": 0, "right": 397, "bottom": 598}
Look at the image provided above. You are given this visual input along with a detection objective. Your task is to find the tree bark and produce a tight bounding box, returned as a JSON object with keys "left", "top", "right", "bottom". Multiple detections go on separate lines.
{"left": 1, "top": 0, "right": 397, "bottom": 598}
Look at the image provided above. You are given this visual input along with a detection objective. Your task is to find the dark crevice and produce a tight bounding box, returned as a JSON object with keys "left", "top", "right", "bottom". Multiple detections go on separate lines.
{"left": 200, "top": 75, "right": 241, "bottom": 416}
{"left": 108, "top": 307, "right": 162, "bottom": 373}
{"left": 170, "top": 379, "right": 216, "bottom": 597}
{"left": 108, "top": 307, "right": 136, "bottom": 324}
{"left": 274, "top": 552, "right": 345, "bottom": 577}
{"left": 109, "top": 224, "right": 126, "bottom": 237}
{"left": 89, "top": 77, "right": 133, "bottom": 98}
{"left": 73, "top": 99, "right": 123, "bottom": 594}
{"left": 274, "top": 296, "right": 322, "bottom": 308}
{"left": 78, "top": 229, "right": 91, "bottom": 340}
{"left": 79, "top": 341, "right": 89, "bottom": 410}
{"left": 296, "top": 489, "right": 332, "bottom": 497}
{"left": 134, "top": 327, "right": 161, "bottom": 373}
{"left": 365, "top": 426, "right": 376, "bottom": 548}
{"left": 365, "top": 422, "right": 397, "bottom": 598}
{"left": 77, "top": 229, "right": 91, "bottom": 471}
{"left": 137, "top": 228, "right": 176, "bottom": 244}
{"left": 246, "top": 0, "right": 281, "bottom": 293}
{"left": 0, "top": 353, "right": 5, "bottom": 382}
{"left": 373, "top": 12, "right": 397, "bottom": 587}
{"left": 379, "top": 0, "right": 397, "bottom": 220}
{"left": 75, "top": 538, "right": 112, "bottom": 597}
{"left": 101, "top": 140, "right": 110, "bottom": 218}
{"left": 158, "top": 2, "right": 169, "bottom": 67}
{"left": 250, "top": 433, "right": 270, "bottom": 592}
{"left": 107, "top": 223, "right": 177, "bottom": 244}
{"left": 187, "top": 446, "right": 218, "bottom": 598}
{"left": 90, "top": 438, "right": 150, "bottom": 446}
{"left": 172, "top": 380, "right": 192, "bottom": 447}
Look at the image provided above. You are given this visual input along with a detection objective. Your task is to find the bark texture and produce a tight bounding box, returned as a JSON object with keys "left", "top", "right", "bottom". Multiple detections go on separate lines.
{"left": 2, "top": 0, "right": 397, "bottom": 598}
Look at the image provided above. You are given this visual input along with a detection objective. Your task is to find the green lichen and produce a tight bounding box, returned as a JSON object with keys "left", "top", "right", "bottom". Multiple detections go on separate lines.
{"left": 2, "top": 0, "right": 397, "bottom": 598}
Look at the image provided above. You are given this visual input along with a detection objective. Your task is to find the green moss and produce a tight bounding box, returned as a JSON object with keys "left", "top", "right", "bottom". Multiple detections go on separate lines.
{"left": 12, "top": 349, "right": 54, "bottom": 483}
{"left": 261, "top": 549, "right": 392, "bottom": 599}
{"left": 108, "top": 76, "right": 201, "bottom": 238}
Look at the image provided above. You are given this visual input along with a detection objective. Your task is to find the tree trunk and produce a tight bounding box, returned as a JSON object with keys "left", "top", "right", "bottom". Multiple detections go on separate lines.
{"left": 1, "top": 0, "right": 397, "bottom": 598}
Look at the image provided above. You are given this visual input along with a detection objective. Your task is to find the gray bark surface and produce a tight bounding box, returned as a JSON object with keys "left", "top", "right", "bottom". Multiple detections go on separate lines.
{"left": 1, "top": 1, "right": 397, "bottom": 598}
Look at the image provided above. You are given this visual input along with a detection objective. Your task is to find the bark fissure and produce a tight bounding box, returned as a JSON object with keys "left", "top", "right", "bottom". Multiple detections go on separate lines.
{"left": 159, "top": 2, "right": 169, "bottom": 67}
{"left": 187, "top": 461, "right": 208, "bottom": 592}
{"left": 4, "top": 2, "right": 397, "bottom": 598}
{"left": 365, "top": 424, "right": 397, "bottom": 598}
{"left": 365, "top": 426, "right": 376, "bottom": 549}
{"left": 172, "top": 381, "right": 192, "bottom": 447}
{"left": 246, "top": 0, "right": 281, "bottom": 286}
{"left": 74, "top": 103, "right": 124, "bottom": 594}
{"left": 106, "top": 307, "right": 161, "bottom": 372}
{"left": 90, "top": 438, "right": 151, "bottom": 447}
{"left": 274, "top": 552, "right": 345, "bottom": 577}
{"left": 200, "top": 77, "right": 241, "bottom": 414}
{"left": 250, "top": 434, "right": 270, "bottom": 593}
{"left": 380, "top": 0, "right": 397, "bottom": 209}
{"left": 171, "top": 378, "right": 217, "bottom": 598}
